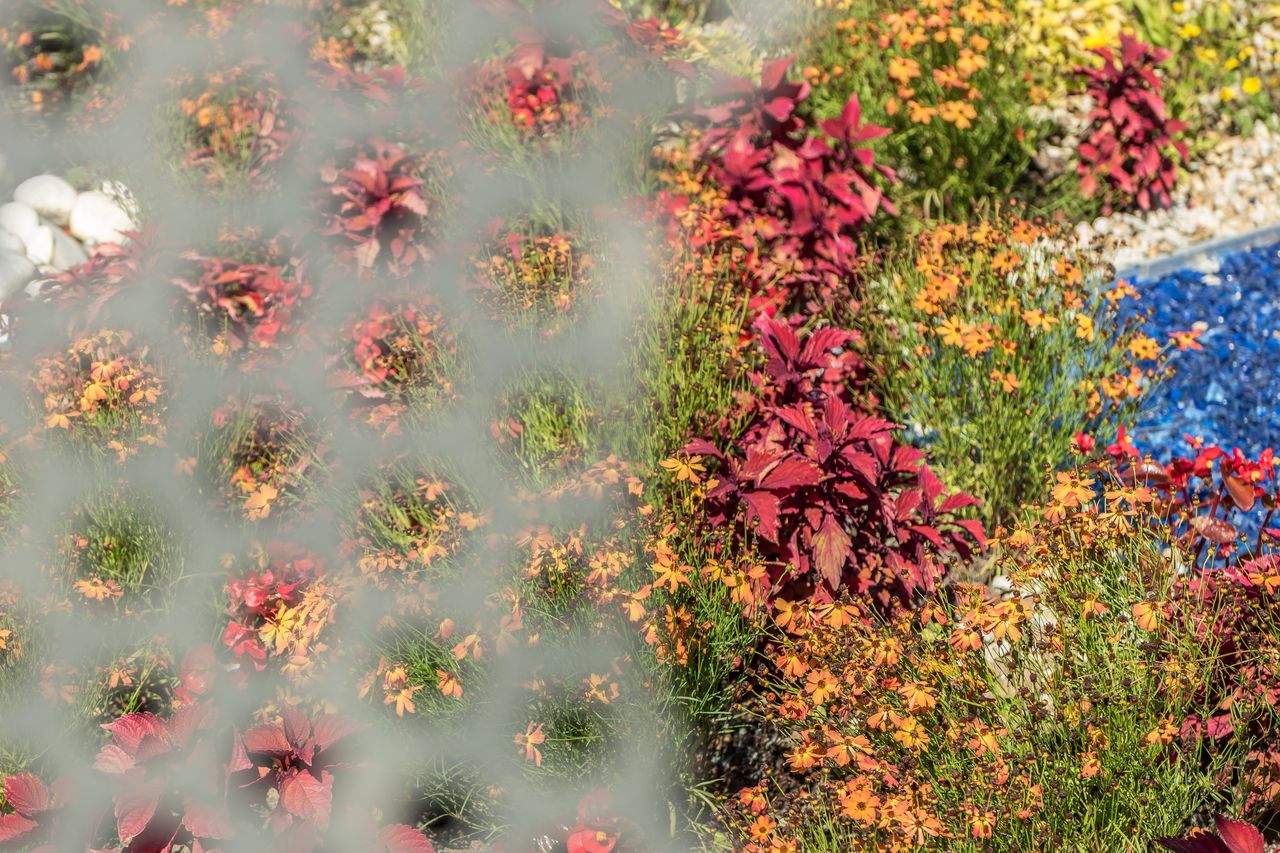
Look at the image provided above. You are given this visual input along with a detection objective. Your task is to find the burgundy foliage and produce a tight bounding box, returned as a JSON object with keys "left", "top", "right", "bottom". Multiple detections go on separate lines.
{"left": 319, "top": 139, "right": 444, "bottom": 277}
{"left": 1157, "top": 815, "right": 1265, "bottom": 853}
{"left": 689, "top": 57, "right": 896, "bottom": 309}
{"left": 687, "top": 315, "right": 983, "bottom": 608}
{"left": 1075, "top": 34, "right": 1188, "bottom": 213}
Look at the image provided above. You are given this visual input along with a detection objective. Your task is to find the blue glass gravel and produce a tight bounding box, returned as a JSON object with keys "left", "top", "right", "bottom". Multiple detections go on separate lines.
{"left": 1128, "top": 240, "right": 1280, "bottom": 462}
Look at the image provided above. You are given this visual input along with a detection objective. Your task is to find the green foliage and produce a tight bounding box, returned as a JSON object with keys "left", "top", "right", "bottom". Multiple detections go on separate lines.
{"left": 854, "top": 218, "right": 1167, "bottom": 529}
{"left": 797, "top": 0, "right": 1047, "bottom": 223}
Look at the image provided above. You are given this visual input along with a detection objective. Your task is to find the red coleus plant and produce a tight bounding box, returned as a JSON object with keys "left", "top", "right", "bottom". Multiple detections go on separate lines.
{"left": 227, "top": 706, "right": 361, "bottom": 835}
{"left": 21, "top": 227, "right": 152, "bottom": 326}
{"left": 687, "top": 315, "right": 983, "bottom": 608}
{"left": 319, "top": 138, "right": 446, "bottom": 277}
{"left": 92, "top": 703, "right": 230, "bottom": 851}
{"left": 172, "top": 232, "right": 312, "bottom": 362}
{"left": 689, "top": 57, "right": 895, "bottom": 310}
{"left": 1101, "top": 430, "right": 1278, "bottom": 565}
{"left": 0, "top": 772, "right": 69, "bottom": 851}
{"left": 1075, "top": 33, "right": 1188, "bottom": 213}
{"left": 1157, "top": 815, "right": 1265, "bottom": 853}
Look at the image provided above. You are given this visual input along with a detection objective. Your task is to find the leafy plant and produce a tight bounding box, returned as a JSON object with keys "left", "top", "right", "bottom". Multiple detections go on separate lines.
{"left": 688, "top": 56, "right": 895, "bottom": 311}
{"left": 688, "top": 315, "right": 983, "bottom": 608}
{"left": 1158, "top": 815, "right": 1265, "bottom": 853}
{"left": 318, "top": 137, "right": 449, "bottom": 277}
{"left": 1075, "top": 33, "right": 1189, "bottom": 213}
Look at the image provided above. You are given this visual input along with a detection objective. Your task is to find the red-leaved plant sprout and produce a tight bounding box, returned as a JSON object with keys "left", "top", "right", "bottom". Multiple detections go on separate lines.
{"left": 171, "top": 230, "right": 313, "bottom": 366}
{"left": 227, "top": 706, "right": 361, "bottom": 836}
{"left": 687, "top": 315, "right": 984, "bottom": 609}
{"left": 1075, "top": 33, "right": 1189, "bottom": 214}
{"left": 1097, "top": 428, "right": 1278, "bottom": 566}
{"left": 18, "top": 227, "right": 153, "bottom": 328}
{"left": 0, "top": 772, "right": 69, "bottom": 851}
{"left": 92, "top": 703, "right": 230, "bottom": 852}
{"left": 328, "top": 297, "right": 460, "bottom": 434}
{"left": 318, "top": 138, "right": 448, "bottom": 278}
{"left": 80, "top": 702, "right": 435, "bottom": 852}
{"left": 221, "top": 543, "right": 332, "bottom": 674}
{"left": 1157, "top": 815, "right": 1265, "bottom": 853}
{"left": 688, "top": 57, "right": 895, "bottom": 312}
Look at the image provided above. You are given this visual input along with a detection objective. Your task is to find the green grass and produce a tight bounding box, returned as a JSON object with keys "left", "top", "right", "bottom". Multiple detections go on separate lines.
{"left": 55, "top": 491, "right": 183, "bottom": 609}
{"left": 493, "top": 370, "right": 599, "bottom": 487}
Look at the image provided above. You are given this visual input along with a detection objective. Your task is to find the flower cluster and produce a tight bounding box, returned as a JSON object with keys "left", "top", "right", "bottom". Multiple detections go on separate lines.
{"left": 221, "top": 543, "right": 338, "bottom": 679}
{"left": 171, "top": 63, "right": 298, "bottom": 191}
{"left": 29, "top": 329, "right": 166, "bottom": 460}
{"left": 330, "top": 297, "right": 459, "bottom": 431}
{"left": 198, "top": 396, "right": 327, "bottom": 522}
{"left": 1, "top": 2, "right": 126, "bottom": 119}
{"left": 471, "top": 223, "right": 597, "bottom": 331}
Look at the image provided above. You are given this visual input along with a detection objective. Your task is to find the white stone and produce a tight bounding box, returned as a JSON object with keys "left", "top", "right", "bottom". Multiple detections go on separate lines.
{"left": 69, "top": 191, "right": 133, "bottom": 246}
{"left": 0, "top": 202, "right": 39, "bottom": 243}
{"left": 13, "top": 174, "right": 77, "bottom": 226}
{"left": 24, "top": 225, "right": 53, "bottom": 266}
{"left": 49, "top": 226, "right": 88, "bottom": 271}
{"left": 0, "top": 228, "right": 24, "bottom": 256}
{"left": 0, "top": 250, "right": 36, "bottom": 301}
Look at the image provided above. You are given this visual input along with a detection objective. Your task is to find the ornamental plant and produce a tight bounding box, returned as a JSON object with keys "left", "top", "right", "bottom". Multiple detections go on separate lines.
{"left": 798, "top": 0, "right": 1042, "bottom": 220}
{"left": 28, "top": 329, "right": 166, "bottom": 461}
{"left": 688, "top": 56, "right": 895, "bottom": 310}
{"left": 1093, "top": 431, "right": 1280, "bottom": 567}
{"left": 328, "top": 296, "right": 461, "bottom": 433}
{"left": 195, "top": 396, "right": 330, "bottom": 522}
{"left": 318, "top": 137, "right": 450, "bottom": 277}
{"left": 687, "top": 315, "right": 983, "bottom": 609}
{"left": 53, "top": 490, "right": 182, "bottom": 612}
{"left": 859, "top": 216, "right": 1197, "bottom": 528}
{"left": 342, "top": 461, "right": 487, "bottom": 588}
{"left": 722, "top": 471, "right": 1251, "bottom": 852}
{"left": 1075, "top": 33, "right": 1189, "bottom": 213}
{"left": 171, "top": 230, "right": 313, "bottom": 366}
{"left": 470, "top": 217, "right": 598, "bottom": 334}
{"left": 166, "top": 62, "right": 299, "bottom": 193}
{"left": 221, "top": 542, "right": 338, "bottom": 680}
{"left": 0, "top": 1, "right": 127, "bottom": 122}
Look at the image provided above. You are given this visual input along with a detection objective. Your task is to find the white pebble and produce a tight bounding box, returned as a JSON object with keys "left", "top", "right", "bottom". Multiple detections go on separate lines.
{"left": 24, "top": 226, "right": 53, "bottom": 266}
{"left": 0, "top": 249, "right": 37, "bottom": 302}
{"left": 69, "top": 191, "right": 134, "bottom": 246}
{"left": 0, "top": 228, "right": 24, "bottom": 256}
{"left": 14, "top": 174, "right": 78, "bottom": 227}
{"left": 0, "top": 202, "right": 39, "bottom": 244}
{"left": 49, "top": 226, "right": 88, "bottom": 271}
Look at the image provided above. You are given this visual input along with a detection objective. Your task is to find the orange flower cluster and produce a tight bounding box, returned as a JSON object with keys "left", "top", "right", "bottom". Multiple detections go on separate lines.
{"left": 30, "top": 330, "right": 166, "bottom": 461}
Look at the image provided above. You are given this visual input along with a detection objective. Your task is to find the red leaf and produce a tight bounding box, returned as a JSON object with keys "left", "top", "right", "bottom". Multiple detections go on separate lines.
{"left": 0, "top": 813, "right": 39, "bottom": 843}
{"left": 1225, "top": 474, "right": 1256, "bottom": 512}
{"left": 279, "top": 771, "right": 333, "bottom": 829}
{"left": 183, "top": 800, "right": 233, "bottom": 840}
{"left": 743, "top": 491, "right": 782, "bottom": 542}
{"left": 240, "top": 723, "right": 291, "bottom": 756}
{"left": 812, "top": 515, "right": 852, "bottom": 589}
{"left": 102, "top": 713, "right": 167, "bottom": 756}
{"left": 1214, "top": 816, "right": 1265, "bottom": 853}
{"left": 377, "top": 824, "right": 436, "bottom": 853}
{"left": 3, "top": 774, "right": 50, "bottom": 816}
{"left": 93, "top": 744, "right": 136, "bottom": 775}
{"left": 760, "top": 456, "right": 825, "bottom": 490}
{"left": 114, "top": 782, "right": 162, "bottom": 844}
{"left": 354, "top": 237, "right": 381, "bottom": 269}
{"left": 311, "top": 715, "right": 361, "bottom": 754}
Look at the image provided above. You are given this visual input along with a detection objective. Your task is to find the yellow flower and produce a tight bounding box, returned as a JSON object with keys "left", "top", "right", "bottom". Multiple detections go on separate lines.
{"left": 1178, "top": 22, "right": 1201, "bottom": 39}
{"left": 1219, "top": 87, "right": 1236, "bottom": 101}
{"left": 1243, "top": 76, "right": 1262, "bottom": 95}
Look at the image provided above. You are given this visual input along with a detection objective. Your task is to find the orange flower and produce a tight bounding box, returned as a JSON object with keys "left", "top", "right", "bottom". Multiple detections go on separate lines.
{"left": 989, "top": 370, "right": 1021, "bottom": 394}
{"left": 938, "top": 99, "right": 977, "bottom": 128}
{"left": 514, "top": 721, "right": 545, "bottom": 767}
{"left": 436, "top": 669, "right": 463, "bottom": 698}
{"left": 907, "top": 100, "right": 938, "bottom": 124}
{"left": 888, "top": 56, "right": 921, "bottom": 85}
{"left": 75, "top": 576, "right": 123, "bottom": 603}
{"left": 804, "top": 668, "right": 837, "bottom": 705}
{"left": 1131, "top": 600, "right": 1167, "bottom": 633}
